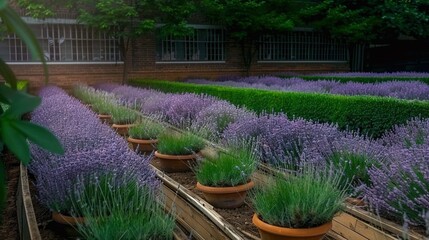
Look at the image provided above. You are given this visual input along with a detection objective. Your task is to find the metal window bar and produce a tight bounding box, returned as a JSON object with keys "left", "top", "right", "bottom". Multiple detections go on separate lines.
{"left": 259, "top": 31, "right": 347, "bottom": 61}
{"left": 159, "top": 28, "right": 224, "bottom": 62}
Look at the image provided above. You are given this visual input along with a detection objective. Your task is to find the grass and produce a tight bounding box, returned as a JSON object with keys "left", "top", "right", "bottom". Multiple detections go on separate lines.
{"left": 157, "top": 131, "right": 205, "bottom": 155}
{"left": 252, "top": 166, "right": 348, "bottom": 228}
{"left": 195, "top": 143, "right": 257, "bottom": 187}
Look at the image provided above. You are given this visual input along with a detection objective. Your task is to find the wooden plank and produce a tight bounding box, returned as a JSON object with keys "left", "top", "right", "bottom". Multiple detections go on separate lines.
{"left": 334, "top": 212, "right": 396, "bottom": 240}
{"left": 161, "top": 183, "right": 221, "bottom": 240}
{"left": 154, "top": 166, "right": 245, "bottom": 240}
{"left": 18, "top": 164, "right": 41, "bottom": 240}
{"left": 345, "top": 205, "right": 426, "bottom": 240}
{"left": 332, "top": 216, "right": 369, "bottom": 240}
{"left": 327, "top": 230, "right": 348, "bottom": 240}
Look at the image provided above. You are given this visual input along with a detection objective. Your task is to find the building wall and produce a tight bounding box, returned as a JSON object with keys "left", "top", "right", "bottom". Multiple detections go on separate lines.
{"left": 4, "top": 6, "right": 350, "bottom": 92}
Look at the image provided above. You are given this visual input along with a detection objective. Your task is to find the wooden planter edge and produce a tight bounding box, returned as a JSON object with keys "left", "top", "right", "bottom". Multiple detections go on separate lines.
{"left": 16, "top": 164, "right": 41, "bottom": 240}
{"left": 151, "top": 165, "right": 248, "bottom": 240}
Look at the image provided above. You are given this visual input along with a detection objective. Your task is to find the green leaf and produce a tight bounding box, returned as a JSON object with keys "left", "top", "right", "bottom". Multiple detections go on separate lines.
{"left": 0, "top": 0, "right": 6, "bottom": 10}
{"left": 3, "top": 94, "right": 40, "bottom": 118}
{"left": 0, "top": 119, "right": 30, "bottom": 165}
{"left": 12, "top": 121, "right": 64, "bottom": 155}
{"left": 0, "top": 58, "right": 17, "bottom": 89}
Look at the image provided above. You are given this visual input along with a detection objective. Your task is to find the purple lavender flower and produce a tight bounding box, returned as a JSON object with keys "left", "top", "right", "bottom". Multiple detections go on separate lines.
{"left": 312, "top": 72, "right": 429, "bottom": 78}
{"left": 379, "top": 118, "right": 429, "bottom": 149}
{"left": 364, "top": 146, "right": 429, "bottom": 226}
{"left": 30, "top": 86, "right": 158, "bottom": 212}
{"left": 192, "top": 100, "right": 256, "bottom": 138}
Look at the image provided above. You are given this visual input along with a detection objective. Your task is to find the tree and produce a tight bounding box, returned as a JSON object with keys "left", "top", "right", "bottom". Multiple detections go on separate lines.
{"left": 18, "top": 0, "right": 196, "bottom": 84}
{"left": 300, "top": 0, "right": 429, "bottom": 43}
{"left": 0, "top": 0, "right": 64, "bottom": 221}
{"left": 199, "top": 0, "right": 306, "bottom": 74}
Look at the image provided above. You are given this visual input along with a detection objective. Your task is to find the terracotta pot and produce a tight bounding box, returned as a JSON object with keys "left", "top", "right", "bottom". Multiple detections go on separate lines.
{"left": 112, "top": 123, "right": 136, "bottom": 136}
{"left": 97, "top": 114, "right": 111, "bottom": 124}
{"left": 127, "top": 137, "right": 158, "bottom": 153}
{"left": 252, "top": 214, "right": 332, "bottom": 240}
{"left": 196, "top": 181, "right": 254, "bottom": 209}
{"left": 154, "top": 151, "right": 199, "bottom": 172}
{"left": 52, "top": 211, "right": 85, "bottom": 225}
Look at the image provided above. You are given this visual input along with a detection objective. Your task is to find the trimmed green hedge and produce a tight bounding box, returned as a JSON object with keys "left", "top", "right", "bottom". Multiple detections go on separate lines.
{"left": 281, "top": 75, "right": 429, "bottom": 85}
{"left": 130, "top": 79, "right": 429, "bottom": 138}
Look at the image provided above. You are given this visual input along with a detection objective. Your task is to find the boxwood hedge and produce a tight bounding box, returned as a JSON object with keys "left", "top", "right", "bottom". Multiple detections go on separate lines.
{"left": 130, "top": 79, "right": 429, "bottom": 138}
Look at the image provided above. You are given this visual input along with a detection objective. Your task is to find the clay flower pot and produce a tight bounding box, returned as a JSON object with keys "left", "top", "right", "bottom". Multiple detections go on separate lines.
{"left": 154, "top": 151, "right": 199, "bottom": 173}
{"left": 252, "top": 214, "right": 332, "bottom": 240}
{"left": 196, "top": 181, "right": 254, "bottom": 209}
{"left": 52, "top": 211, "right": 85, "bottom": 225}
{"left": 127, "top": 137, "right": 158, "bottom": 153}
{"left": 97, "top": 114, "right": 111, "bottom": 124}
{"left": 112, "top": 123, "right": 136, "bottom": 136}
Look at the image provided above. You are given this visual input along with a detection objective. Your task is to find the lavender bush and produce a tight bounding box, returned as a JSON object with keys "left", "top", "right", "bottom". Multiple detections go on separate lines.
{"left": 223, "top": 113, "right": 342, "bottom": 168}
{"left": 364, "top": 147, "right": 429, "bottom": 226}
{"left": 379, "top": 118, "right": 429, "bottom": 149}
{"left": 311, "top": 72, "right": 429, "bottom": 78}
{"left": 187, "top": 76, "right": 429, "bottom": 100}
{"left": 191, "top": 100, "right": 256, "bottom": 139}
{"left": 30, "top": 86, "right": 158, "bottom": 213}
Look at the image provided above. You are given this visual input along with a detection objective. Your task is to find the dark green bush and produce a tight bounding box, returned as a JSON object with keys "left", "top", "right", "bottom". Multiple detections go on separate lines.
{"left": 130, "top": 79, "right": 429, "bottom": 138}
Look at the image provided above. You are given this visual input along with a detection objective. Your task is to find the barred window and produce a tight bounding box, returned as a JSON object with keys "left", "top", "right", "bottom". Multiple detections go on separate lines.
{"left": 1, "top": 20, "right": 121, "bottom": 62}
{"left": 157, "top": 27, "right": 225, "bottom": 62}
{"left": 259, "top": 31, "right": 348, "bottom": 62}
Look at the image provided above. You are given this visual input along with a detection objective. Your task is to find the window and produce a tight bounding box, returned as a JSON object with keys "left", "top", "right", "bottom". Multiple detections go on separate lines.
{"left": 259, "top": 31, "right": 348, "bottom": 62}
{"left": 1, "top": 19, "right": 121, "bottom": 62}
{"left": 157, "top": 27, "right": 225, "bottom": 62}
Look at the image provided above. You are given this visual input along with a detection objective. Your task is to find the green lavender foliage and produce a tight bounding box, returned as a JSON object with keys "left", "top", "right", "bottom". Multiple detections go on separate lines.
{"left": 157, "top": 131, "right": 205, "bottom": 155}
{"left": 252, "top": 166, "right": 348, "bottom": 228}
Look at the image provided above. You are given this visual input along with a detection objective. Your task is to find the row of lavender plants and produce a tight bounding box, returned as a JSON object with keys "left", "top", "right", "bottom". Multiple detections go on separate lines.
{"left": 93, "top": 83, "right": 429, "bottom": 231}
{"left": 29, "top": 86, "right": 174, "bottom": 239}
{"left": 311, "top": 72, "right": 429, "bottom": 78}
{"left": 187, "top": 76, "right": 429, "bottom": 100}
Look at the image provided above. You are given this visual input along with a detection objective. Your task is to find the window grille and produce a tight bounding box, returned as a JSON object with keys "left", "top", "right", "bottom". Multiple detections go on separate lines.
{"left": 157, "top": 28, "right": 225, "bottom": 62}
{"left": 259, "top": 31, "right": 348, "bottom": 62}
{"left": 1, "top": 22, "right": 121, "bottom": 62}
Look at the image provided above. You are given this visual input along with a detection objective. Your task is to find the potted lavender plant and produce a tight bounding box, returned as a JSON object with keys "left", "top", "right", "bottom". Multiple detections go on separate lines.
{"left": 154, "top": 131, "right": 205, "bottom": 172}
{"left": 110, "top": 106, "right": 139, "bottom": 136}
{"left": 127, "top": 119, "right": 166, "bottom": 153}
{"left": 252, "top": 166, "right": 348, "bottom": 240}
{"left": 195, "top": 142, "right": 257, "bottom": 208}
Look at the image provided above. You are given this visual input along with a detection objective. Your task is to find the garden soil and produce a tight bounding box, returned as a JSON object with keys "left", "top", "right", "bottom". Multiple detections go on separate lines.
{"left": 0, "top": 152, "right": 19, "bottom": 240}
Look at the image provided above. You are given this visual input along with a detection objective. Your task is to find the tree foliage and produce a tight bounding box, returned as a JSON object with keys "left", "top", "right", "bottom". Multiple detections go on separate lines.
{"left": 300, "top": 0, "right": 429, "bottom": 43}
{"left": 199, "top": 0, "right": 308, "bottom": 73}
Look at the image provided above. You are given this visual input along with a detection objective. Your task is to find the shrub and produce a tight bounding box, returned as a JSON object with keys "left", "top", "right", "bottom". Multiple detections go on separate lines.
{"left": 30, "top": 86, "right": 158, "bottom": 213}
{"left": 110, "top": 106, "right": 139, "bottom": 124}
{"left": 131, "top": 79, "right": 429, "bottom": 138}
{"left": 364, "top": 146, "right": 429, "bottom": 226}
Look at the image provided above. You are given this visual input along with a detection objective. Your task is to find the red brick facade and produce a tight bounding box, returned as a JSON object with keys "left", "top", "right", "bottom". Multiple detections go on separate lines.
{"left": 5, "top": 5, "right": 350, "bottom": 92}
